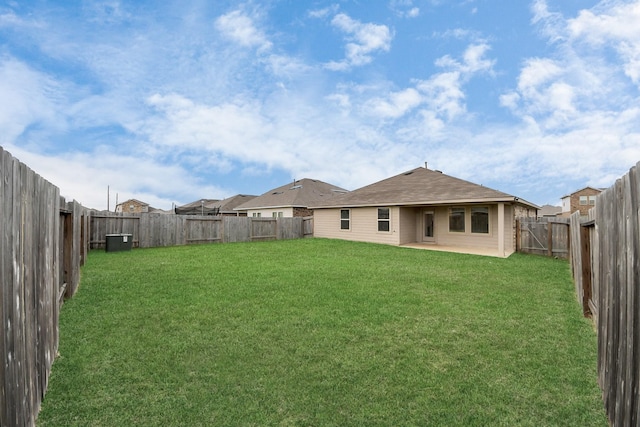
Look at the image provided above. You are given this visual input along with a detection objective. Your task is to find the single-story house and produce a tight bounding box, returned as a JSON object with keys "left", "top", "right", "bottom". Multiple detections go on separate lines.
{"left": 310, "top": 166, "right": 539, "bottom": 258}
{"left": 234, "top": 178, "right": 348, "bottom": 218}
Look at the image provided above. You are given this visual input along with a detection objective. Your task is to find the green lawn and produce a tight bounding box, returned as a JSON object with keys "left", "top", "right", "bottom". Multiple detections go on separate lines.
{"left": 37, "top": 238, "right": 607, "bottom": 426}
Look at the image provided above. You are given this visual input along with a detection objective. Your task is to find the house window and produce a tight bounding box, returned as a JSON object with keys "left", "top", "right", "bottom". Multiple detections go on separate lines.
{"left": 589, "top": 196, "right": 597, "bottom": 205}
{"left": 378, "top": 208, "right": 390, "bottom": 232}
{"left": 272, "top": 212, "right": 283, "bottom": 218}
{"left": 471, "top": 207, "right": 489, "bottom": 234}
{"left": 579, "top": 196, "right": 588, "bottom": 205}
{"left": 252, "top": 213, "right": 261, "bottom": 218}
{"left": 449, "top": 207, "right": 465, "bottom": 232}
{"left": 340, "top": 209, "right": 350, "bottom": 230}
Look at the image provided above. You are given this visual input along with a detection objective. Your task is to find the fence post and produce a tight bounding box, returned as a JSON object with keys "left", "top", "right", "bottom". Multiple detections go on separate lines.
{"left": 515, "top": 219, "right": 521, "bottom": 252}
{"left": 547, "top": 222, "right": 553, "bottom": 257}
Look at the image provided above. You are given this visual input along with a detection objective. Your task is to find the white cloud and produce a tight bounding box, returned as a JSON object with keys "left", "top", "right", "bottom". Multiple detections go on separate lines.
{"left": 4, "top": 143, "right": 223, "bottom": 210}
{"left": 308, "top": 5, "right": 340, "bottom": 19}
{"left": 215, "top": 10, "right": 272, "bottom": 52}
{"left": 366, "top": 88, "right": 423, "bottom": 119}
{"left": 567, "top": 1, "right": 640, "bottom": 85}
{"left": 0, "top": 57, "right": 67, "bottom": 144}
{"left": 325, "top": 13, "right": 393, "bottom": 70}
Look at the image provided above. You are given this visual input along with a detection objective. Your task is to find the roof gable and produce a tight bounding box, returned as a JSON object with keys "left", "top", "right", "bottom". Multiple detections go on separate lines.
{"left": 116, "top": 198, "right": 149, "bottom": 207}
{"left": 311, "top": 167, "right": 537, "bottom": 208}
{"left": 235, "top": 178, "right": 348, "bottom": 210}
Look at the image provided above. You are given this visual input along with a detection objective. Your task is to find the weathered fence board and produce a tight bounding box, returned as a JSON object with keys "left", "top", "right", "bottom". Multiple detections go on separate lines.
{"left": 90, "top": 214, "right": 312, "bottom": 248}
{"left": 517, "top": 217, "right": 570, "bottom": 258}
{"left": 1, "top": 147, "right": 89, "bottom": 427}
{"left": 569, "top": 160, "right": 640, "bottom": 427}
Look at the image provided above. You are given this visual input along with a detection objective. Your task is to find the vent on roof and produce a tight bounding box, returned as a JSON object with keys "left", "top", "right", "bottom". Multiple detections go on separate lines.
{"left": 272, "top": 191, "right": 283, "bottom": 195}
{"left": 290, "top": 185, "right": 302, "bottom": 190}
{"left": 404, "top": 171, "right": 414, "bottom": 176}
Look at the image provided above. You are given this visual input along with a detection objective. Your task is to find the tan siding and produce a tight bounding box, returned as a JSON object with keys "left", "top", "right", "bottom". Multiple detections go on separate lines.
{"left": 434, "top": 205, "right": 500, "bottom": 250}
{"left": 247, "top": 207, "right": 294, "bottom": 218}
{"left": 314, "top": 207, "right": 400, "bottom": 245}
{"left": 316, "top": 203, "right": 525, "bottom": 256}
{"left": 399, "top": 207, "right": 418, "bottom": 244}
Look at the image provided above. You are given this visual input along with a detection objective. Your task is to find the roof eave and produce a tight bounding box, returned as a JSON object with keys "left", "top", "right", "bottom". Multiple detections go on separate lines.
{"left": 311, "top": 197, "right": 540, "bottom": 210}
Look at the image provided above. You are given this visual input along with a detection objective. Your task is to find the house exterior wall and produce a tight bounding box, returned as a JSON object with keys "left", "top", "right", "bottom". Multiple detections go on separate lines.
{"left": 246, "top": 207, "right": 294, "bottom": 218}
{"left": 431, "top": 205, "right": 500, "bottom": 251}
{"left": 244, "top": 207, "right": 312, "bottom": 218}
{"left": 314, "top": 206, "right": 401, "bottom": 245}
{"left": 399, "top": 207, "right": 418, "bottom": 244}
{"left": 561, "top": 196, "right": 571, "bottom": 214}
{"left": 315, "top": 203, "right": 531, "bottom": 256}
{"left": 570, "top": 188, "right": 600, "bottom": 216}
{"left": 315, "top": 202, "right": 537, "bottom": 257}
{"left": 293, "top": 207, "right": 313, "bottom": 217}
{"left": 115, "top": 200, "right": 148, "bottom": 213}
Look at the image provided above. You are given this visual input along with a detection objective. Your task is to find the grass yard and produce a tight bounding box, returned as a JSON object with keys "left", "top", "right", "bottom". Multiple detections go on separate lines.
{"left": 37, "top": 238, "right": 607, "bottom": 426}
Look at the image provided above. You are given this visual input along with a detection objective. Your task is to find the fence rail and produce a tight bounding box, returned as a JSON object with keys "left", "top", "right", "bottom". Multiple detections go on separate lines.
{"left": 89, "top": 214, "right": 313, "bottom": 249}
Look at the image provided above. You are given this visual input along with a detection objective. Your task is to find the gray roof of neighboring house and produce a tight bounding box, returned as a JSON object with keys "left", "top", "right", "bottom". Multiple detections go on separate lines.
{"left": 206, "top": 194, "right": 257, "bottom": 213}
{"left": 234, "top": 178, "right": 348, "bottom": 210}
{"left": 310, "top": 166, "right": 539, "bottom": 209}
{"left": 539, "top": 204, "right": 562, "bottom": 217}
{"left": 179, "top": 198, "right": 220, "bottom": 208}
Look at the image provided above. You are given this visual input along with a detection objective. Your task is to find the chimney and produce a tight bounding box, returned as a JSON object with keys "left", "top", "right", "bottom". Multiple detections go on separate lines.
{"left": 424, "top": 162, "right": 428, "bottom": 169}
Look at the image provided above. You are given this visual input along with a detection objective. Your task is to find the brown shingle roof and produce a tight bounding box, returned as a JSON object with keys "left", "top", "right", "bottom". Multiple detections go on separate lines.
{"left": 235, "top": 178, "right": 348, "bottom": 210}
{"left": 310, "top": 167, "right": 538, "bottom": 209}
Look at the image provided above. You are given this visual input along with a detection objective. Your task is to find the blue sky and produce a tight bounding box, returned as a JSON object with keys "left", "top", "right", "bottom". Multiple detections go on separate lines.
{"left": 1, "top": 0, "right": 639, "bottom": 210}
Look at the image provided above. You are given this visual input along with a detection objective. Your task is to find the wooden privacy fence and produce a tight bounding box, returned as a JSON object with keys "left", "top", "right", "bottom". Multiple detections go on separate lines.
{"left": 566, "top": 160, "right": 640, "bottom": 427}
{"left": 1, "top": 147, "right": 89, "bottom": 427}
{"left": 89, "top": 213, "right": 313, "bottom": 249}
{"left": 516, "top": 217, "right": 570, "bottom": 258}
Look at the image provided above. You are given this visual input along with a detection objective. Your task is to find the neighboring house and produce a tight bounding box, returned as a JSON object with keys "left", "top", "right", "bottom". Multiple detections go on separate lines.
{"left": 234, "top": 178, "right": 348, "bottom": 218}
{"left": 538, "top": 204, "right": 562, "bottom": 218}
{"left": 115, "top": 198, "right": 150, "bottom": 213}
{"left": 175, "top": 198, "right": 220, "bottom": 215}
{"left": 310, "top": 166, "right": 539, "bottom": 258}
{"left": 560, "top": 187, "right": 603, "bottom": 217}
{"left": 210, "top": 194, "right": 257, "bottom": 216}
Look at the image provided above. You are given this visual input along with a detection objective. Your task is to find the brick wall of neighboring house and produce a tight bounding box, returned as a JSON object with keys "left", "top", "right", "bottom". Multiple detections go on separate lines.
{"left": 116, "top": 200, "right": 149, "bottom": 213}
{"left": 293, "top": 207, "right": 313, "bottom": 217}
{"left": 571, "top": 188, "right": 601, "bottom": 216}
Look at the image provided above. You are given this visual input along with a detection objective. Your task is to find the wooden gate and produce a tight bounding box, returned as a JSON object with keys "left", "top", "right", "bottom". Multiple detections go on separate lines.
{"left": 517, "top": 218, "right": 570, "bottom": 258}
